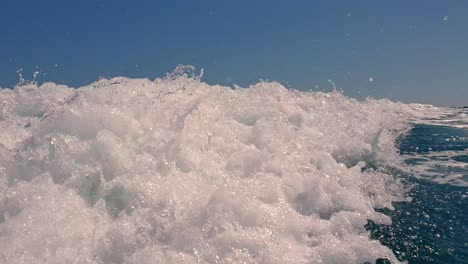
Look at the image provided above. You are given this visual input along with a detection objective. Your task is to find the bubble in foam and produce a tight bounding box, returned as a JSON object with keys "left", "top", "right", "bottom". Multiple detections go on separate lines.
{"left": 0, "top": 68, "right": 412, "bottom": 263}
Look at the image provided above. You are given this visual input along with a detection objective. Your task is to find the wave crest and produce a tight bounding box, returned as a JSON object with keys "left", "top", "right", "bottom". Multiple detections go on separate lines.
{"left": 0, "top": 72, "right": 411, "bottom": 263}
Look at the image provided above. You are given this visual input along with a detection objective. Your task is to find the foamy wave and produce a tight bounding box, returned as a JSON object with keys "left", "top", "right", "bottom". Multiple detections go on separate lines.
{"left": 403, "top": 103, "right": 468, "bottom": 128}
{"left": 0, "top": 71, "right": 411, "bottom": 263}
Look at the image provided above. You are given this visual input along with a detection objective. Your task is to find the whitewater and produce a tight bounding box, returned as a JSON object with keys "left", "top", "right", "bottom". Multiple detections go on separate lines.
{"left": 0, "top": 67, "right": 464, "bottom": 263}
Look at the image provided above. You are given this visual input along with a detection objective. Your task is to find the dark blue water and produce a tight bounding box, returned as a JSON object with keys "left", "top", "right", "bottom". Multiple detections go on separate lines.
{"left": 366, "top": 123, "right": 468, "bottom": 263}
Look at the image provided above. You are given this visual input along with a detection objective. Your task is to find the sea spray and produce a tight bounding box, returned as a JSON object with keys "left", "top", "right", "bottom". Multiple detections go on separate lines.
{"left": 0, "top": 70, "right": 412, "bottom": 263}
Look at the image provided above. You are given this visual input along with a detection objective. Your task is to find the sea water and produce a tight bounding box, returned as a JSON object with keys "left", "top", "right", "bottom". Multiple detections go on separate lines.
{"left": 368, "top": 107, "right": 467, "bottom": 263}
{"left": 0, "top": 67, "right": 466, "bottom": 263}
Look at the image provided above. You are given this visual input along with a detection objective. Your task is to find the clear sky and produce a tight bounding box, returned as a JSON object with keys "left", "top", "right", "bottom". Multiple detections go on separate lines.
{"left": 1, "top": 0, "right": 467, "bottom": 106}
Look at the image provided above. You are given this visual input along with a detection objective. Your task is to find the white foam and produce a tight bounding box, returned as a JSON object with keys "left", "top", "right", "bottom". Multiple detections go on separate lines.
{"left": 0, "top": 70, "right": 411, "bottom": 263}
{"left": 402, "top": 150, "right": 468, "bottom": 186}
{"left": 396, "top": 103, "right": 468, "bottom": 186}
{"left": 402, "top": 103, "right": 468, "bottom": 128}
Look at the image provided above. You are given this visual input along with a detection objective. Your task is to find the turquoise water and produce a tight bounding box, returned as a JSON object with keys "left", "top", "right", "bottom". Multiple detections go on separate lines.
{"left": 367, "top": 121, "right": 468, "bottom": 263}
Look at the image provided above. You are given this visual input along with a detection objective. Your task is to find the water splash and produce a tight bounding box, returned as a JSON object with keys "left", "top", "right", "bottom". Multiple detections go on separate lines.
{"left": 166, "top": 64, "right": 204, "bottom": 81}
{"left": 16, "top": 68, "right": 40, "bottom": 86}
{"left": 0, "top": 68, "right": 418, "bottom": 263}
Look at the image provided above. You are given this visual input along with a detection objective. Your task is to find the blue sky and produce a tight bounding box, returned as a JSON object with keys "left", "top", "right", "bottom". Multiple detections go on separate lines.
{"left": 1, "top": 0, "right": 467, "bottom": 106}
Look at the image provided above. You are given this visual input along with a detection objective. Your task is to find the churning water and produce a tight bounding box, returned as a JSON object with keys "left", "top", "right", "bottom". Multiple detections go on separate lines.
{"left": 0, "top": 67, "right": 466, "bottom": 263}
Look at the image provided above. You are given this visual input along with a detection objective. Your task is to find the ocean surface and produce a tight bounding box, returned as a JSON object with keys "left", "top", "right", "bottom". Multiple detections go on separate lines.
{"left": 369, "top": 109, "right": 468, "bottom": 263}
{"left": 0, "top": 68, "right": 466, "bottom": 263}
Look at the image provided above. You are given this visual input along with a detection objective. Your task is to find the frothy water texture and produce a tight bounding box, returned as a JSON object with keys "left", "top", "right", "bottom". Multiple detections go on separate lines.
{"left": 400, "top": 106, "right": 468, "bottom": 187}
{"left": 0, "top": 66, "right": 463, "bottom": 263}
